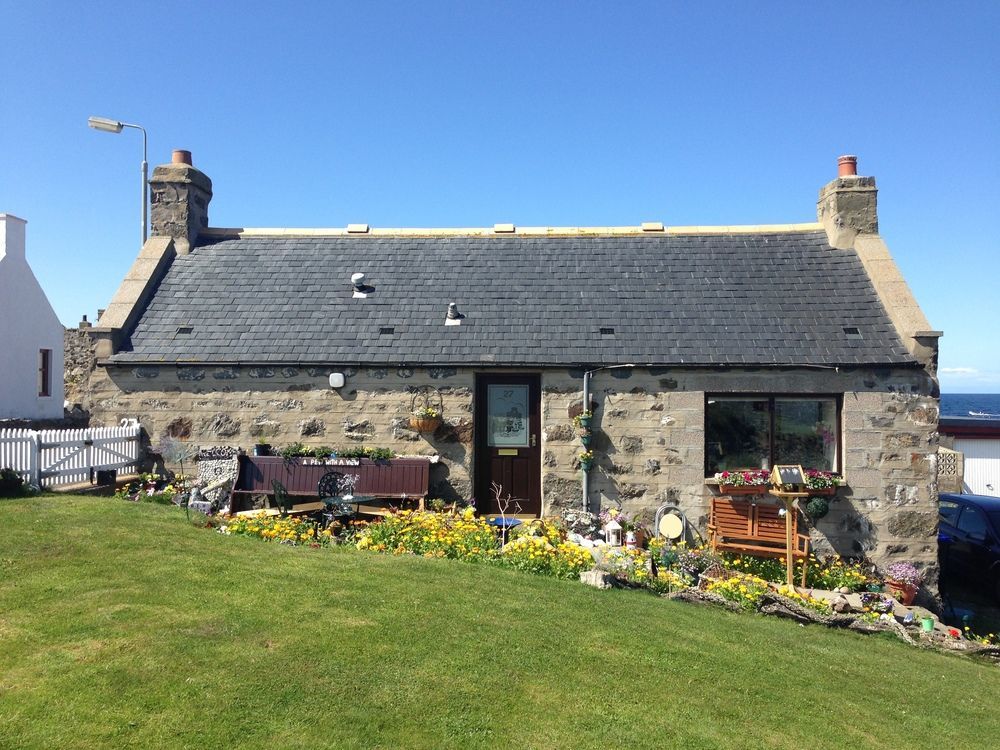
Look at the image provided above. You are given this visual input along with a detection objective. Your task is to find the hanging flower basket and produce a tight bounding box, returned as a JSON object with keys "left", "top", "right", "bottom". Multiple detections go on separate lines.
{"left": 409, "top": 415, "right": 441, "bottom": 433}
{"left": 807, "top": 487, "right": 837, "bottom": 497}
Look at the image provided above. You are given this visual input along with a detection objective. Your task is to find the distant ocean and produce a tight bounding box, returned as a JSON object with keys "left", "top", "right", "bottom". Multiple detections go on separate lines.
{"left": 941, "top": 393, "right": 1000, "bottom": 420}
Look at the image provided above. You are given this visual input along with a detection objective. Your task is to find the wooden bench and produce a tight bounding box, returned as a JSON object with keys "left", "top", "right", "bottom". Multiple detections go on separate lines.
{"left": 708, "top": 496, "right": 810, "bottom": 585}
{"left": 229, "top": 455, "right": 431, "bottom": 514}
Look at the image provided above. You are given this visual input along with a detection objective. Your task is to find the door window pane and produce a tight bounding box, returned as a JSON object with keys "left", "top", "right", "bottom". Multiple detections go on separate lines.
{"left": 705, "top": 399, "right": 770, "bottom": 474}
{"left": 488, "top": 385, "right": 529, "bottom": 447}
{"left": 774, "top": 399, "right": 837, "bottom": 470}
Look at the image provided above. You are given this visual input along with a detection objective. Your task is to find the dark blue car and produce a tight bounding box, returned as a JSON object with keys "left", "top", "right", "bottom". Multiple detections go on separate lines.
{"left": 938, "top": 493, "right": 1000, "bottom": 602}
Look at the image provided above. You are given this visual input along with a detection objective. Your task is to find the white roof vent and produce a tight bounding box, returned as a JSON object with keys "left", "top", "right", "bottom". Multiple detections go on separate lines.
{"left": 445, "top": 302, "right": 463, "bottom": 326}
{"left": 493, "top": 223, "right": 515, "bottom": 233}
{"left": 347, "top": 223, "right": 370, "bottom": 233}
{"left": 351, "top": 272, "right": 369, "bottom": 298}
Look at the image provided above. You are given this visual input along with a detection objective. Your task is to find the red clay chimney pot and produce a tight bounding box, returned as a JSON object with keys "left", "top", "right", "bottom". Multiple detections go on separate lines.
{"left": 837, "top": 154, "right": 858, "bottom": 177}
{"left": 172, "top": 149, "right": 193, "bottom": 166}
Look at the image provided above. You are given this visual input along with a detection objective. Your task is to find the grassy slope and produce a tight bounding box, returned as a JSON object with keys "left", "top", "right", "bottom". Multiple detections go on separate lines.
{"left": 1, "top": 498, "right": 998, "bottom": 750}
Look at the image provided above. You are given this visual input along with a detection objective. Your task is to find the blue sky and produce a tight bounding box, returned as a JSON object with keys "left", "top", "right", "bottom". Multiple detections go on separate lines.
{"left": 3, "top": 1, "right": 998, "bottom": 392}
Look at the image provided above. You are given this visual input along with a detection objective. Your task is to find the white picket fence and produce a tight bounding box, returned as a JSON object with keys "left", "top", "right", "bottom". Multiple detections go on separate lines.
{"left": 0, "top": 423, "right": 141, "bottom": 488}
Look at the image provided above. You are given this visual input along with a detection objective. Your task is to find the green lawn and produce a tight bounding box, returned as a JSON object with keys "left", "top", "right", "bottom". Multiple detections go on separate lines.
{"left": 1, "top": 498, "right": 998, "bottom": 749}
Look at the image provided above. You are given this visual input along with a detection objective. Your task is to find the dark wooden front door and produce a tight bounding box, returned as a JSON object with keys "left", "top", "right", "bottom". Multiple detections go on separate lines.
{"left": 474, "top": 374, "right": 542, "bottom": 517}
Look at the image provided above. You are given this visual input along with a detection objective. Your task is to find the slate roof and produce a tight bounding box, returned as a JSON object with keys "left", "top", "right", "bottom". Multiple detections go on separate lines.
{"left": 110, "top": 229, "right": 917, "bottom": 367}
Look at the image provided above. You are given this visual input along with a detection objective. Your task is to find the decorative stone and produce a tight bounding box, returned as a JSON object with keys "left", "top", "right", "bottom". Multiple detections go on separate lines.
{"left": 249, "top": 417, "right": 280, "bottom": 438}
{"left": 543, "top": 450, "right": 557, "bottom": 467}
{"left": 658, "top": 378, "right": 678, "bottom": 389}
{"left": 542, "top": 474, "right": 579, "bottom": 511}
{"left": 164, "top": 417, "right": 192, "bottom": 440}
{"left": 449, "top": 419, "right": 474, "bottom": 444}
{"left": 609, "top": 368, "right": 632, "bottom": 379}
{"left": 367, "top": 368, "right": 388, "bottom": 379}
{"left": 139, "top": 398, "right": 172, "bottom": 410}
{"left": 248, "top": 368, "right": 275, "bottom": 379}
{"left": 620, "top": 436, "right": 643, "bottom": 454}
{"left": 280, "top": 367, "right": 299, "bottom": 378}
{"left": 177, "top": 367, "right": 205, "bottom": 381}
{"left": 580, "top": 569, "right": 614, "bottom": 589}
{"left": 644, "top": 459, "right": 661, "bottom": 475}
{"left": 305, "top": 367, "right": 329, "bottom": 378}
{"left": 544, "top": 424, "right": 574, "bottom": 442}
{"left": 205, "top": 414, "right": 241, "bottom": 438}
{"left": 397, "top": 367, "right": 414, "bottom": 378}
{"left": 428, "top": 367, "right": 457, "bottom": 379}
{"left": 343, "top": 418, "right": 375, "bottom": 441}
{"left": 267, "top": 398, "right": 303, "bottom": 411}
{"left": 618, "top": 483, "right": 647, "bottom": 499}
{"left": 663, "top": 448, "right": 682, "bottom": 465}
{"left": 132, "top": 367, "right": 159, "bottom": 379}
{"left": 831, "top": 596, "right": 851, "bottom": 613}
{"left": 298, "top": 418, "right": 325, "bottom": 437}
{"left": 886, "top": 511, "right": 936, "bottom": 539}
{"left": 390, "top": 418, "right": 421, "bottom": 441}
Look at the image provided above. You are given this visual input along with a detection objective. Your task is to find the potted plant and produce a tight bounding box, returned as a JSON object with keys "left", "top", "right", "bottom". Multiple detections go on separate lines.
{"left": 714, "top": 469, "right": 770, "bottom": 495}
{"left": 253, "top": 442, "right": 271, "bottom": 457}
{"left": 573, "top": 410, "right": 593, "bottom": 430}
{"left": 804, "top": 469, "right": 839, "bottom": 496}
{"left": 578, "top": 450, "right": 595, "bottom": 472}
{"left": 409, "top": 405, "right": 442, "bottom": 433}
{"left": 882, "top": 562, "right": 923, "bottom": 605}
{"left": 580, "top": 432, "right": 593, "bottom": 448}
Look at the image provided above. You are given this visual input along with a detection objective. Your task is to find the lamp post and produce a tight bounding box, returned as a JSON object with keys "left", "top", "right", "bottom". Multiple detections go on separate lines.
{"left": 88, "top": 116, "right": 148, "bottom": 246}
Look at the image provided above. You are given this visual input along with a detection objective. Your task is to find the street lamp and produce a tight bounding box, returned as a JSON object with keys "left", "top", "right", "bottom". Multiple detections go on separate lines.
{"left": 88, "top": 116, "right": 148, "bottom": 246}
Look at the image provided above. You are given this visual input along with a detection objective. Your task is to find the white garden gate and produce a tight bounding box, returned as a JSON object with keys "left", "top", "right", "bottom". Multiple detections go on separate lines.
{"left": 0, "top": 422, "right": 141, "bottom": 488}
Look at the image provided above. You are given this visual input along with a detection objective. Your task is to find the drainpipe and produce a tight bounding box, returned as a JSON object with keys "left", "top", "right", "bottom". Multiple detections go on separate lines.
{"left": 581, "top": 363, "right": 636, "bottom": 511}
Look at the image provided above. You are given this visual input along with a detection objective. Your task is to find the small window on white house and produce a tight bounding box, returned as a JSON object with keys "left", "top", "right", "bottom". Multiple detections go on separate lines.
{"left": 38, "top": 349, "right": 52, "bottom": 397}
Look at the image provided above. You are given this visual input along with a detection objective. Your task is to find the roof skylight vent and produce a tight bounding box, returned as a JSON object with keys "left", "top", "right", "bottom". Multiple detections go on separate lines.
{"left": 843, "top": 326, "right": 863, "bottom": 340}
{"left": 175, "top": 326, "right": 194, "bottom": 335}
{"left": 600, "top": 327, "right": 615, "bottom": 336}
{"left": 379, "top": 326, "right": 394, "bottom": 336}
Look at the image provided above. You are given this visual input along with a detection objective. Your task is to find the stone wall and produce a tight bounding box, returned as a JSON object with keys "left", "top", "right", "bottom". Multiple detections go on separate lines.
{"left": 78, "top": 361, "right": 939, "bottom": 583}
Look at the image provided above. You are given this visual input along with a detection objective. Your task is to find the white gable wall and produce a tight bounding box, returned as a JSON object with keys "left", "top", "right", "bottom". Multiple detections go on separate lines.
{"left": 0, "top": 214, "right": 64, "bottom": 419}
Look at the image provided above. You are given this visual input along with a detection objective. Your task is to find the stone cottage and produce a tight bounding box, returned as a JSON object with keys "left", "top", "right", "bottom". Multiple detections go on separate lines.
{"left": 80, "top": 151, "right": 941, "bottom": 575}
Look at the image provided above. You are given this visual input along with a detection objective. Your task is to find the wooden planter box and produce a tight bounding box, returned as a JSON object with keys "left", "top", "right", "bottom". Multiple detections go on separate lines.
{"left": 806, "top": 487, "right": 837, "bottom": 496}
{"left": 718, "top": 485, "right": 768, "bottom": 496}
{"left": 229, "top": 455, "right": 430, "bottom": 512}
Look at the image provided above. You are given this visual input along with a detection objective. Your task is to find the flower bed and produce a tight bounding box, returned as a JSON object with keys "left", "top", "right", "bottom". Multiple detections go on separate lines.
{"left": 221, "top": 513, "right": 335, "bottom": 546}
{"left": 114, "top": 472, "right": 185, "bottom": 505}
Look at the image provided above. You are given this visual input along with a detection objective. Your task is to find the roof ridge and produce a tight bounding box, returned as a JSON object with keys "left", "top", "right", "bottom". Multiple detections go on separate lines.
{"left": 200, "top": 222, "right": 824, "bottom": 239}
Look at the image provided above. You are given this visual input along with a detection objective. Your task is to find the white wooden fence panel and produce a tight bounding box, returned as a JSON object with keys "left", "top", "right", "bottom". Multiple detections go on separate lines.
{"left": 0, "top": 424, "right": 141, "bottom": 488}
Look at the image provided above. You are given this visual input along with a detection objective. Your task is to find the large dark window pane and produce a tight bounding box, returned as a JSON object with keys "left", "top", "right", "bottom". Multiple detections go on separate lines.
{"left": 774, "top": 398, "right": 837, "bottom": 470}
{"left": 705, "top": 399, "right": 770, "bottom": 474}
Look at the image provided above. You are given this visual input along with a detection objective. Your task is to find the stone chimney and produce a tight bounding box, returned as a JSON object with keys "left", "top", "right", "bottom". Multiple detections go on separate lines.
{"left": 149, "top": 149, "right": 213, "bottom": 255}
{"left": 0, "top": 213, "right": 27, "bottom": 263}
{"left": 816, "top": 155, "right": 878, "bottom": 250}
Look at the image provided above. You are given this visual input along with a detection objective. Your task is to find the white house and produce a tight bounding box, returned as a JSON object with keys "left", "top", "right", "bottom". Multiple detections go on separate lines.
{"left": 0, "top": 214, "right": 64, "bottom": 419}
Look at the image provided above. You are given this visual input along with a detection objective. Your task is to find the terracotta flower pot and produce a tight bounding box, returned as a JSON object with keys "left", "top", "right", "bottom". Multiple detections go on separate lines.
{"left": 884, "top": 578, "right": 918, "bottom": 605}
